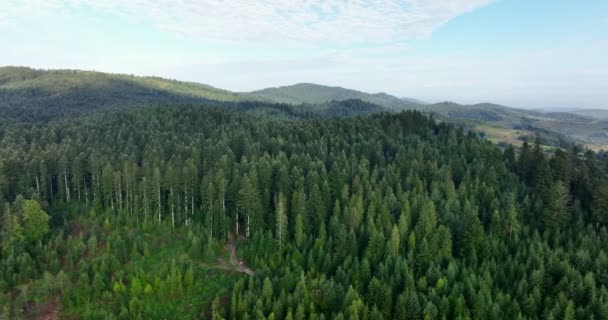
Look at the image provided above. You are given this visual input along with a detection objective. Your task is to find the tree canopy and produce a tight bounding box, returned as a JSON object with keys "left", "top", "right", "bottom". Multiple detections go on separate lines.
{"left": 1, "top": 103, "right": 608, "bottom": 319}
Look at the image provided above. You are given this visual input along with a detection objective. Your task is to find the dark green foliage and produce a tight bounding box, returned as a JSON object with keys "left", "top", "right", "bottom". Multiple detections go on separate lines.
{"left": 1, "top": 102, "right": 608, "bottom": 319}
{"left": 543, "top": 181, "right": 571, "bottom": 229}
{"left": 592, "top": 180, "right": 608, "bottom": 227}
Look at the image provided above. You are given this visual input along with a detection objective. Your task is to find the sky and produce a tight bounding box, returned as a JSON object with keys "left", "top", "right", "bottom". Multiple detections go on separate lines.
{"left": 1, "top": 0, "right": 607, "bottom": 109}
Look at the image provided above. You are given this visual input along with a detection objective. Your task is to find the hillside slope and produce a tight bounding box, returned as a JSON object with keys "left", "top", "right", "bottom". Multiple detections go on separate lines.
{"left": 568, "top": 109, "right": 608, "bottom": 120}
{"left": 0, "top": 66, "right": 249, "bottom": 121}
{"left": 248, "top": 83, "right": 419, "bottom": 111}
{"left": 0, "top": 67, "right": 390, "bottom": 122}
{"left": 0, "top": 66, "right": 238, "bottom": 99}
{"left": 2, "top": 67, "right": 605, "bottom": 150}
{"left": 420, "top": 101, "right": 608, "bottom": 149}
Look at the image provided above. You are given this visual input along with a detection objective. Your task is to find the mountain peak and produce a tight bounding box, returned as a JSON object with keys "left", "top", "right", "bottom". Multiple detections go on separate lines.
{"left": 248, "top": 83, "right": 420, "bottom": 111}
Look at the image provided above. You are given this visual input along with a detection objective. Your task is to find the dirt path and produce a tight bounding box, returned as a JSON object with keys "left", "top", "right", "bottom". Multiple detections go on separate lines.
{"left": 227, "top": 235, "right": 255, "bottom": 276}
{"left": 26, "top": 300, "right": 59, "bottom": 320}
{"left": 190, "top": 235, "right": 254, "bottom": 276}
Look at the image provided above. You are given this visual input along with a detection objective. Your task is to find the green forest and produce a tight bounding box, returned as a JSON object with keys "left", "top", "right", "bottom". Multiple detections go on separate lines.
{"left": 1, "top": 100, "right": 608, "bottom": 319}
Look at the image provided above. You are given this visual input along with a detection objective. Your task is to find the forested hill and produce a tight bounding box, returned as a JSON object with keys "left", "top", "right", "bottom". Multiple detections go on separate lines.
{"left": 0, "top": 67, "right": 393, "bottom": 122}
{"left": 0, "top": 66, "right": 248, "bottom": 122}
{"left": 5, "top": 66, "right": 607, "bottom": 150}
{"left": 2, "top": 103, "right": 608, "bottom": 318}
{"left": 419, "top": 101, "right": 608, "bottom": 150}
{"left": 0, "top": 67, "right": 240, "bottom": 101}
{"left": 248, "top": 83, "right": 421, "bottom": 111}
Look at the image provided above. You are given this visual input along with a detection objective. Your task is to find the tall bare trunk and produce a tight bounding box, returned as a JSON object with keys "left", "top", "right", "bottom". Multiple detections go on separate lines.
{"left": 49, "top": 175, "right": 53, "bottom": 198}
{"left": 184, "top": 189, "right": 188, "bottom": 226}
{"left": 209, "top": 188, "right": 213, "bottom": 238}
{"left": 84, "top": 176, "right": 88, "bottom": 204}
{"left": 191, "top": 188, "right": 195, "bottom": 224}
{"left": 158, "top": 179, "right": 161, "bottom": 223}
{"left": 143, "top": 182, "right": 148, "bottom": 223}
{"left": 91, "top": 173, "right": 95, "bottom": 199}
{"left": 35, "top": 175, "right": 40, "bottom": 196}
{"left": 171, "top": 187, "right": 175, "bottom": 228}
{"left": 76, "top": 179, "right": 80, "bottom": 201}
{"left": 64, "top": 169, "right": 70, "bottom": 202}
{"left": 118, "top": 180, "right": 123, "bottom": 211}
{"left": 247, "top": 214, "right": 250, "bottom": 238}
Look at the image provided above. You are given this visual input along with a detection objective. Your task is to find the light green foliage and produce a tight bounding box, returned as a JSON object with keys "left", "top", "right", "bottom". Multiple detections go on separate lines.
{"left": 22, "top": 199, "right": 49, "bottom": 242}
{"left": 415, "top": 201, "right": 437, "bottom": 240}
{"left": 388, "top": 225, "right": 401, "bottom": 257}
{"left": 294, "top": 213, "right": 304, "bottom": 248}
{"left": 262, "top": 277, "right": 273, "bottom": 302}
{"left": 275, "top": 193, "right": 287, "bottom": 247}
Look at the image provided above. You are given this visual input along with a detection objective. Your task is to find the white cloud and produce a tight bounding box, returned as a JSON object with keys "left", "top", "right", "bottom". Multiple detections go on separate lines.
{"left": 2, "top": 0, "right": 493, "bottom": 45}
{"left": 164, "top": 39, "right": 608, "bottom": 109}
{"left": 7, "top": 0, "right": 605, "bottom": 109}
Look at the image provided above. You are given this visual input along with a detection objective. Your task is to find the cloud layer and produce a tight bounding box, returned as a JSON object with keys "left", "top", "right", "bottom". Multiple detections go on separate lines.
{"left": 3, "top": 0, "right": 492, "bottom": 45}
{"left": 4, "top": 0, "right": 606, "bottom": 109}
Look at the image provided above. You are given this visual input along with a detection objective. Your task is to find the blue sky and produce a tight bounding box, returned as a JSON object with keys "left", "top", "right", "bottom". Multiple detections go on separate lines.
{"left": 2, "top": 0, "right": 607, "bottom": 109}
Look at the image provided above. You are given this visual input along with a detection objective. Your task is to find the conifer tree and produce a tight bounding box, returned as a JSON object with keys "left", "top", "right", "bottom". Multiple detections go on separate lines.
{"left": 275, "top": 192, "right": 288, "bottom": 248}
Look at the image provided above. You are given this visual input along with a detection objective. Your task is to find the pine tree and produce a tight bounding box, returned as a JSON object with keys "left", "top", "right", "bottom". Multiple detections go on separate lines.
{"left": 215, "top": 169, "right": 227, "bottom": 238}
{"left": 309, "top": 184, "right": 326, "bottom": 229}
{"left": 239, "top": 175, "right": 261, "bottom": 237}
{"left": 544, "top": 181, "right": 570, "bottom": 229}
{"left": 262, "top": 277, "right": 273, "bottom": 303}
{"left": 22, "top": 199, "right": 49, "bottom": 242}
{"left": 102, "top": 163, "right": 114, "bottom": 209}
{"left": 591, "top": 180, "right": 608, "bottom": 228}
{"left": 275, "top": 192, "right": 288, "bottom": 248}
{"left": 292, "top": 186, "right": 307, "bottom": 234}
{"left": 415, "top": 201, "right": 437, "bottom": 240}
{"left": 398, "top": 201, "right": 411, "bottom": 240}
{"left": 388, "top": 225, "right": 401, "bottom": 257}
{"left": 295, "top": 213, "right": 305, "bottom": 248}
{"left": 153, "top": 167, "right": 162, "bottom": 223}
{"left": 459, "top": 202, "right": 483, "bottom": 262}
{"left": 212, "top": 296, "right": 226, "bottom": 320}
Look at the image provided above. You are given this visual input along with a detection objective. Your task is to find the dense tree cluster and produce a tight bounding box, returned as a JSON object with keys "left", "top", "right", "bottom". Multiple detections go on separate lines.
{"left": 1, "top": 105, "right": 608, "bottom": 319}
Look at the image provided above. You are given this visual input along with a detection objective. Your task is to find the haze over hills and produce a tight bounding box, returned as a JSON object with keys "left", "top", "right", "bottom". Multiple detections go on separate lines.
{"left": 0, "top": 66, "right": 252, "bottom": 121}
{"left": 0, "top": 67, "right": 396, "bottom": 121}
{"left": 246, "top": 81, "right": 608, "bottom": 150}
{"left": 2, "top": 66, "right": 607, "bottom": 150}
{"left": 552, "top": 109, "right": 608, "bottom": 121}
{"left": 418, "top": 102, "right": 608, "bottom": 150}
{"left": 248, "top": 83, "right": 421, "bottom": 111}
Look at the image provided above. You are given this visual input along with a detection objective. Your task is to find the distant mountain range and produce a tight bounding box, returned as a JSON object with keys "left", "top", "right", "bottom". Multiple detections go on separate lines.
{"left": 0, "top": 66, "right": 253, "bottom": 121}
{"left": 535, "top": 108, "right": 608, "bottom": 121}
{"left": 1, "top": 66, "right": 606, "bottom": 150}
{"left": 418, "top": 102, "right": 608, "bottom": 150}
{"left": 246, "top": 83, "right": 608, "bottom": 150}
{"left": 0, "top": 66, "right": 239, "bottom": 100}
{"left": 247, "top": 83, "right": 420, "bottom": 111}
